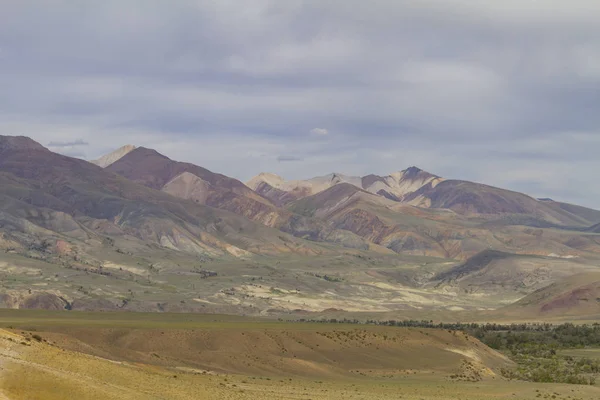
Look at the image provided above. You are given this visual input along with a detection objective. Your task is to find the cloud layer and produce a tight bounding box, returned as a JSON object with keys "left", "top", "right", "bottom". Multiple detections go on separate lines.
{"left": 1, "top": 1, "right": 599, "bottom": 207}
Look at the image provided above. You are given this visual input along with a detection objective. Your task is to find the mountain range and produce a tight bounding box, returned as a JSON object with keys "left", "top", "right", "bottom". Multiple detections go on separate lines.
{"left": 2, "top": 135, "right": 600, "bottom": 319}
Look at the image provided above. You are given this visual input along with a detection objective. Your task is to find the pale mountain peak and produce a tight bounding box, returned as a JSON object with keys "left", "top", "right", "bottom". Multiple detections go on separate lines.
{"left": 91, "top": 144, "right": 137, "bottom": 168}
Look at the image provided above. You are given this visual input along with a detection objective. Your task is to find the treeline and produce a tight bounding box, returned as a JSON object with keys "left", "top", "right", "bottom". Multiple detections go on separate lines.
{"left": 298, "top": 318, "right": 600, "bottom": 350}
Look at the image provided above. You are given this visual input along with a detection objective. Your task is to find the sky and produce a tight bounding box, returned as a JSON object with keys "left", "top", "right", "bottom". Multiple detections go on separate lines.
{"left": 1, "top": 1, "right": 600, "bottom": 207}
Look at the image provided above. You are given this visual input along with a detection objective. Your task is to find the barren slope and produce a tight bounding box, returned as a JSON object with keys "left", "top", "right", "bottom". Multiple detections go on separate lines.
{"left": 502, "top": 272, "right": 600, "bottom": 318}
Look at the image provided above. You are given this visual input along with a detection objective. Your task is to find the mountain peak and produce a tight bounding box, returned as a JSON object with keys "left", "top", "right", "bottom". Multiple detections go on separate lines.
{"left": 246, "top": 172, "right": 285, "bottom": 190}
{"left": 91, "top": 144, "right": 137, "bottom": 168}
{"left": 404, "top": 166, "right": 423, "bottom": 174}
{"left": 130, "top": 147, "right": 170, "bottom": 160}
{"left": 0, "top": 135, "right": 47, "bottom": 153}
{"left": 396, "top": 166, "right": 439, "bottom": 180}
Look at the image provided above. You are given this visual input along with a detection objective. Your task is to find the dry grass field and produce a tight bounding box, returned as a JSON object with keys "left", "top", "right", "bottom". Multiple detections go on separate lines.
{"left": 0, "top": 310, "right": 599, "bottom": 399}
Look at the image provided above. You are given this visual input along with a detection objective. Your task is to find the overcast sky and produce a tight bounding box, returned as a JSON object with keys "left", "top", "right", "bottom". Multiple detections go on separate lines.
{"left": 1, "top": 1, "right": 600, "bottom": 207}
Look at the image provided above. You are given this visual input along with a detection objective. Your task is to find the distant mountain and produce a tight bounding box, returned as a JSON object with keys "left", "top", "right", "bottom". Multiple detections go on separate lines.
{"left": 247, "top": 167, "right": 443, "bottom": 205}
{"left": 93, "top": 145, "right": 600, "bottom": 259}
{"left": 5, "top": 136, "right": 600, "bottom": 315}
{"left": 90, "top": 145, "right": 136, "bottom": 168}
{"left": 249, "top": 168, "right": 600, "bottom": 228}
{"left": 0, "top": 135, "right": 323, "bottom": 259}
{"left": 102, "top": 147, "right": 374, "bottom": 251}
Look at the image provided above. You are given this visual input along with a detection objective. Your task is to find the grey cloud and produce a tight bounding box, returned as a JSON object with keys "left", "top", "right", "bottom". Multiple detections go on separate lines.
{"left": 1, "top": 1, "right": 600, "bottom": 207}
{"left": 48, "top": 139, "right": 89, "bottom": 147}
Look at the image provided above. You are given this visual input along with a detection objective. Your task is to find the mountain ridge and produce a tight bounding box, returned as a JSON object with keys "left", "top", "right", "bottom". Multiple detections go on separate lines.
{"left": 3, "top": 137, "right": 600, "bottom": 316}
{"left": 248, "top": 168, "right": 600, "bottom": 227}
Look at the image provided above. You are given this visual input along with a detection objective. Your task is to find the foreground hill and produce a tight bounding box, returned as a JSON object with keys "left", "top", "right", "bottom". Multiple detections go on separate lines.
{"left": 0, "top": 312, "right": 528, "bottom": 400}
{"left": 3, "top": 312, "right": 600, "bottom": 400}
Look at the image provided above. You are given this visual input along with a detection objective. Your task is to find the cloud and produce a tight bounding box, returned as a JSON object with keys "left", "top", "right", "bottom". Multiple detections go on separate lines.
{"left": 310, "top": 128, "right": 329, "bottom": 136}
{"left": 1, "top": 1, "right": 600, "bottom": 207}
{"left": 277, "top": 155, "right": 304, "bottom": 162}
{"left": 47, "top": 139, "right": 89, "bottom": 147}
